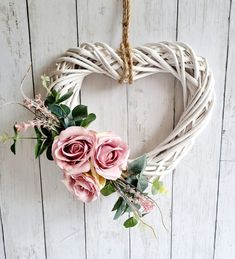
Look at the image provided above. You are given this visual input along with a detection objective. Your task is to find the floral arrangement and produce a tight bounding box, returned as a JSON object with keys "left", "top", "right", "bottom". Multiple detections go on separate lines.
{"left": 0, "top": 75, "right": 167, "bottom": 232}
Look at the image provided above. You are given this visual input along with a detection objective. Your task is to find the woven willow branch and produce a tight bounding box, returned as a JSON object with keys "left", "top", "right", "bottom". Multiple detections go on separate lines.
{"left": 50, "top": 41, "right": 215, "bottom": 178}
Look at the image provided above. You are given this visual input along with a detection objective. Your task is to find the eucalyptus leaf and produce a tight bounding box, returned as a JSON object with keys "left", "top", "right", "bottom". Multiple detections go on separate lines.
{"left": 126, "top": 175, "right": 138, "bottom": 187}
{"left": 60, "top": 104, "right": 70, "bottom": 116}
{"left": 123, "top": 203, "right": 131, "bottom": 213}
{"left": 56, "top": 91, "right": 73, "bottom": 103}
{"left": 34, "top": 127, "right": 43, "bottom": 158}
{"left": 75, "top": 118, "right": 83, "bottom": 126}
{"left": 112, "top": 197, "right": 123, "bottom": 211}
{"left": 35, "top": 138, "right": 43, "bottom": 158}
{"left": 51, "top": 89, "right": 59, "bottom": 99}
{"left": 101, "top": 182, "right": 116, "bottom": 196}
{"left": 40, "top": 127, "right": 52, "bottom": 138}
{"left": 80, "top": 113, "right": 96, "bottom": 128}
{"left": 38, "top": 139, "right": 51, "bottom": 157}
{"left": 10, "top": 141, "right": 16, "bottom": 155}
{"left": 65, "top": 119, "right": 76, "bottom": 128}
{"left": 10, "top": 125, "right": 19, "bottom": 154}
{"left": 48, "top": 104, "right": 62, "bottom": 116}
{"left": 46, "top": 145, "right": 53, "bottom": 160}
{"left": 137, "top": 174, "right": 148, "bottom": 192}
{"left": 49, "top": 104, "right": 69, "bottom": 118}
{"left": 123, "top": 217, "right": 138, "bottom": 228}
{"left": 113, "top": 199, "right": 126, "bottom": 220}
{"left": 128, "top": 154, "right": 147, "bottom": 176}
{"left": 13, "top": 125, "right": 18, "bottom": 137}
{"left": 72, "top": 105, "right": 88, "bottom": 119}
{"left": 34, "top": 126, "right": 42, "bottom": 139}
{"left": 45, "top": 95, "right": 55, "bottom": 106}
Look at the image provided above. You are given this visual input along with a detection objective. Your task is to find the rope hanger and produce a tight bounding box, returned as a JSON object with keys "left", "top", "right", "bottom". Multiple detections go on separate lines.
{"left": 119, "top": 0, "right": 133, "bottom": 84}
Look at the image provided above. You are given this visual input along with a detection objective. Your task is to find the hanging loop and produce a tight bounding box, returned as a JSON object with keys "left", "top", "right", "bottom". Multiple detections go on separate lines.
{"left": 119, "top": 0, "right": 133, "bottom": 84}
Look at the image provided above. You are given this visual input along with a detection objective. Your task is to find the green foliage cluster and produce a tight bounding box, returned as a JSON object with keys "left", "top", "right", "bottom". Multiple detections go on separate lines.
{"left": 100, "top": 154, "right": 149, "bottom": 228}
{"left": 46, "top": 90, "right": 96, "bottom": 130}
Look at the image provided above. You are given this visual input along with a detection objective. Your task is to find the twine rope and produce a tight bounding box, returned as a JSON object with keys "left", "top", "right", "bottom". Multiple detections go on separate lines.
{"left": 119, "top": 0, "right": 133, "bottom": 84}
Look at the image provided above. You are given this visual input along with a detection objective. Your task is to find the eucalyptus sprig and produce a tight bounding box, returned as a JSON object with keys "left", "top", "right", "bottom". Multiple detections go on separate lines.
{"left": 100, "top": 154, "right": 167, "bottom": 234}
{"left": 45, "top": 89, "right": 96, "bottom": 130}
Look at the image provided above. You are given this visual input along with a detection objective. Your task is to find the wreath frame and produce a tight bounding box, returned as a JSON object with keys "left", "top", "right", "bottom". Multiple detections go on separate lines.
{"left": 49, "top": 41, "right": 215, "bottom": 177}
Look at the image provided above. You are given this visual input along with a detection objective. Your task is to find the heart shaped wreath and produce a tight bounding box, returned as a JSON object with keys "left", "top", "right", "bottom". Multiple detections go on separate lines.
{"left": 0, "top": 0, "right": 214, "bottom": 231}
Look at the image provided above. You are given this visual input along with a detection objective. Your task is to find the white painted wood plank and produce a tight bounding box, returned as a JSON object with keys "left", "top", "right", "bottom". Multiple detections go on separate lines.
{"left": 0, "top": 1, "right": 46, "bottom": 258}
{"left": 221, "top": 0, "right": 235, "bottom": 162}
{"left": 77, "top": 1, "right": 129, "bottom": 258}
{"left": 128, "top": 1, "right": 177, "bottom": 258}
{"left": 0, "top": 210, "right": 6, "bottom": 259}
{"left": 214, "top": 161, "right": 235, "bottom": 259}
{"left": 215, "top": 3, "right": 235, "bottom": 258}
{"left": 27, "top": 1, "right": 86, "bottom": 258}
{"left": 172, "top": 1, "right": 231, "bottom": 258}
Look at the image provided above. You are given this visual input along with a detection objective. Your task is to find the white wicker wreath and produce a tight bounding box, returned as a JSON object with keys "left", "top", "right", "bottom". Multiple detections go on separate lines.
{"left": 49, "top": 41, "right": 215, "bottom": 178}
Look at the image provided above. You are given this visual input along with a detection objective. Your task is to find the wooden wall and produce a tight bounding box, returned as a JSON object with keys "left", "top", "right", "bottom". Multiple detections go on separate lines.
{"left": 0, "top": 0, "right": 234, "bottom": 258}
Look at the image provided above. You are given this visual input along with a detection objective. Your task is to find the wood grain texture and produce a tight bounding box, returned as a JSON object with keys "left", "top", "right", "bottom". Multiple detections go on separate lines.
{"left": 172, "top": 0, "right": 231, "bottom": 258}
{"left": 0, "top": 0, "right": 234, "bottom": 258}
{"left": 128, "top": 1, "right": 177, "bottom": 258}
{"left": 221, "top": 0, "right": 235, "bottom": 162}
{"left": 0, "top": 1, "right": 46, "bottom": 258}
{"left": 0, "top": 209, "right": 6, "bottom": 259}
{"left": 215, "top": 2, "right": 235, "bottom": 258}
{"left": 214, "top": 161, "right": 235, "bottom": 259}
{"left": 77, "top": 1, "right": 129, "bottom": 258}
{"left": 27, "top": 0, "right": 86, "bottom": 258}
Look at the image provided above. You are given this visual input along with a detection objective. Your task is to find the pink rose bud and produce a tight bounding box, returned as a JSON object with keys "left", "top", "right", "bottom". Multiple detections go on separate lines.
{"left": 62, "top": 172, "right": 100, "bottom": 203}
{"left": 92, "top": 132, "right": 129, "bottom": 180}
{"left": 52, "top": 126, "right": 96, "bottom": 174}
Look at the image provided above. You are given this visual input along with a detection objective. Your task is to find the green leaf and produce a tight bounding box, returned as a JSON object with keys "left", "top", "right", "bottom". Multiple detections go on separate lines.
{"left": 128, "top": 154, "right": 147, "bottom": 176}
{"left": 48, "top": 104, "right": 62, "bottom": 116}
{"left": 51, "top": 89, "right": 59, "bottom": 99}
{"left": 34, "top": 126, "right": 42, "bottom": 139}
{"left": 56, "top": 91, "right": 73, "bottom": 103}
{"left": 40, "top": 127, "right": 52, "bottom": 138}
{"left": 13, "top": 125, "right": 20, "bottom": 141}
{"left": 126, "top": 175, "right": 138, "bottom": 187}
{"left": 49, "top": 104, "right": 69, "bottom": 118}
{"left": 10, "top": 125, "right": 20, "bottom": 154}
{"left": 46, "top": 145, "right": 53, "bottom": 160}
{"left": 80, "top": 113, "right": 96, "bottom": 128}
{"left": 151, "top": 177, "right": 168, "bottom": 195}
{"left": 72, "top": 105, "right": 88, "bottom": 119}
{"left": 101, "top": 182, "right": 116, "bottom": 196}
{"left": 38, "top": 140, "right": 51, "bottom": 157}
{"left": 35, "top": 138, "right": 43, "bottom": 158}
{"left": 74, "top": 118, "right": 83, "bottom": 126}
{"left": 13, "top": 125, "right": 18, "bottom": 136}
{"left": 34, "top": 127, "right": 43, "bottom": 158}
{"left": 64, "top": 119, "right": 76, "bottom": 128}
{"left": 60, "top": 104, "right": 70, "bottom": 116}
{"left": 45, "top": 95, "right": 55, "bottom": 106}
{"left": 113, "top": 199, "right": 126, "bottom": 220}
{"left": 137, "top": 174, "right": 148, "bottom": 192}
{"left": 123, "top": 217, "right": 138, "bottom": 228}
{"left": 112, "top": 197, "right": 123, "bottom": 211}
{"left": 10, "top": 141, "right": 16, "bottom": 154}
{"left": 124, "top": 205, "right": 132, "bottom": 213}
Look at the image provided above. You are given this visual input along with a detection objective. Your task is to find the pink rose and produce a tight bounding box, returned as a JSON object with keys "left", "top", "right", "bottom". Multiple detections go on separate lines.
{"left": 52, "top": 126, "right": 96, "bottom": 174}
{"left": 92, "top": 132, "right": 129, "bottom": 180}
{"left": 63, "top": 172, "right": 100, "bottom": 202}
